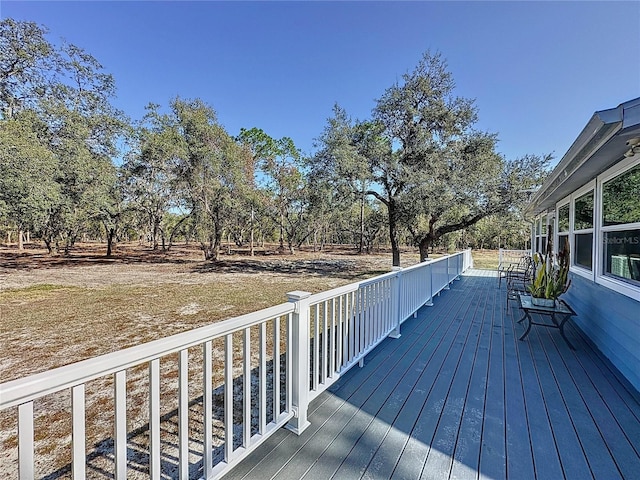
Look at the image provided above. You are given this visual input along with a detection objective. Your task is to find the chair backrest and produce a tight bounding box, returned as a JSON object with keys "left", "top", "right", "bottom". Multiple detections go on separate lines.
{"left": 499, "top": 249, "right": 530, "bottom": 266}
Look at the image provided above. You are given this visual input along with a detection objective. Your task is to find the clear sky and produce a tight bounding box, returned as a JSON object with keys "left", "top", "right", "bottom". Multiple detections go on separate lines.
{"left": 2, "top": 1, "right": 639, "bottom": 165}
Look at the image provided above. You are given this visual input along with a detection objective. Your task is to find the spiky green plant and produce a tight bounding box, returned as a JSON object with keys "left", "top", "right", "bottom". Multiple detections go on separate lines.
{"left": 527, "top": 248, "right": 571, "bottom": 300}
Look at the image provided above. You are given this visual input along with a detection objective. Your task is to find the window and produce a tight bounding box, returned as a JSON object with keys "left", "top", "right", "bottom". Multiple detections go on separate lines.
{"left": 575, "top": 232, "right": 593, "bottom": 269}
{"left": 601, "top": 163, "right": 640, "bottom": 286}
{"left": 549, "top": 159, "right": 639, "bottom": 300}
{"left": 603, "top": 230, "right": 640, "bottom": 285}
{"left": 557, "top": 202, "right": 570, "bottom": 257}
{"left": 573, "top": 190, "right": 594, "bottom": 270}
{"left": 602, "top": 163, "right": 640, "bottom": 226}
{"left": 558, "top": 203, "right": 570, "bottom": 232}
{"left": 534, "top": 215, "right": 549, "bottom": 254}
{"left": 574, "top": 191, "right": 594, "bottom": 268}
{"left": 574, "top": 191, "right": 594, "bottom": 230}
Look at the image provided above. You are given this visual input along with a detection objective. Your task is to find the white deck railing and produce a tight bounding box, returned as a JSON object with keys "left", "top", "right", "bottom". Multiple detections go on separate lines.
{"left": 0, "top": 249, "right": 473, "bottom": 479}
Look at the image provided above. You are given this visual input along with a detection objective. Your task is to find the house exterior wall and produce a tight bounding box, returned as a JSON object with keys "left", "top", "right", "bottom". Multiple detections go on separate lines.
{"left": 564, "top": 273, "right": 640, "bottom": 393}
{"left": 526, "top": 98, "right": 640, "bottom": 395}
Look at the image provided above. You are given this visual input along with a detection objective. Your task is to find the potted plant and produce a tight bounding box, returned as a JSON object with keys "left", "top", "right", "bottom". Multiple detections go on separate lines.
{"left": 527, "top": 249, "right": 571, "bottom": 307}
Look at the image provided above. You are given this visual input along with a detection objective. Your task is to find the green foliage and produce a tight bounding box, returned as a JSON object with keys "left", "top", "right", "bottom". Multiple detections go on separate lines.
{"left": 1, "top": 20, "right": 551, "bottom": 263}
{"left": 1, "top": 18, "right": 126, "bottom": 254}
{"left": 0, "top": 19, "right": 54, "bottom": 118}
{"left": 466, "top": 214, "right": 531, "bottom": 250}
{"left": 602, "top": 163, "right": 640, "bottom": 226}
{"left": 172, "top": 98, "right": 255, "bottom": 259}
{"left": 312, "top": 51, "right": 550, "bottom": 265}
{"left": 0, "top": 111, "right": 60, "bottom": 231}
{"left": 123, "top": 103, "right": 185, "bottom": 249}
{"left": 239, "top": 127, "right": 308, "bottom": 253}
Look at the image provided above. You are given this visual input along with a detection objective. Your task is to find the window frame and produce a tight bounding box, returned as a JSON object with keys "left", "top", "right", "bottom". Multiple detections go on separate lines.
{"left": 555, "top": 197, "right": 571, "bottom": 257}
{"left": 533, "top": 213, "right": 550, "bottom": 254}
{"left": 570, "top": 181, "right": 596, "bottom": 278}
{"left": 595, "top": 155, "right": 640, "bottom": 301}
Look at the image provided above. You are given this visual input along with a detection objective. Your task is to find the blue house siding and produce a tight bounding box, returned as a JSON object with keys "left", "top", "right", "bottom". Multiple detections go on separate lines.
{"left": 565, "top": 273, "right": 640, "bottom": 394}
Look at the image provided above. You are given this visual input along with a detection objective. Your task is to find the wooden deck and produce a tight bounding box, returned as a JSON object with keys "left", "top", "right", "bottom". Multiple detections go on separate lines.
{"left": 222, "top": 269, "right": 640, "bottom": 480}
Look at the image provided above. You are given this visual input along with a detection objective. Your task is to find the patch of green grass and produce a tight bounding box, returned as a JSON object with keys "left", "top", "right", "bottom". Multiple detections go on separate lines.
{"left": 5, "top": 284, "right": 66, "bottom": 293}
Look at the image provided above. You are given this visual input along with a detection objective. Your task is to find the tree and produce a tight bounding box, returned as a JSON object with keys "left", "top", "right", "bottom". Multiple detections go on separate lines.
{"left": 316, "top": 51, "right": 549, "bottom": 265}
{"left": 311, "top": 104, "right": 373, "bottom": 253}
{"left": 0, "top": 19, "right": 56, "bottom": 119}
{"left": 37, "top": 47, "right": 124, "bottom": 254}
{"left": 173, "top": 98, "right": 252, "bottom": 260}
{"left": 124, "top": 103, "right": 185, "bottom": 250}
{"left": 0, "top": 111, "right": 59, "bottom": 248}
{"left": 1, "top": 19, "right": 126, "bottom": 255}
{"left": 238, "top": 128, "right": 307, "bottom": 254}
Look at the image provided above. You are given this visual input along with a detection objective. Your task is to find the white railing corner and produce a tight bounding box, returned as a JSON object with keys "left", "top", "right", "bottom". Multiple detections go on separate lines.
{"left": 285, "top": 290, "right": 312, "bottom": 435}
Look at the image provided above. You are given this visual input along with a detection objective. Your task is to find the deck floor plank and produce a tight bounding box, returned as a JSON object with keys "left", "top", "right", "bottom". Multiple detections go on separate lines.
{"left": 320, "top": 281, "right": 470, "bottom": 480}
{"left": 222, "top": 270, "right": 640, "bottom": 480}
{"left": 478, "top": 284, "right": 508, "bottom": 480}
{"left": 503, "top": 289, "right": 537, "bottom": 480}
{"left": 516, "top": 318, "right": 566, "bottom": 479}
{"left": 420, "top": 282, "right": 485, "bottom": 480}
{"left": 529, "top": 324, "right": 594, "bottom": 479}
{"left": 391, "top": 281, "right": 479, "bottom": 479}
{"left": 539, "top": 325, "right": 640, "bottom": 479}
{"left": 450, "top": 277, "right": 495, "bottom": 480}
{"left": 532, "top": 321, "right": 618, "bottom": 479}
{"left": 271, "top": 292, "right": 457, "bottom": 480}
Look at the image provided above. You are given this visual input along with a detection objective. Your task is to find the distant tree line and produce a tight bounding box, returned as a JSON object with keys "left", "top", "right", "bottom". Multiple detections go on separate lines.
{"left": 0, "top": 19, "right": 548, "bottom": 264}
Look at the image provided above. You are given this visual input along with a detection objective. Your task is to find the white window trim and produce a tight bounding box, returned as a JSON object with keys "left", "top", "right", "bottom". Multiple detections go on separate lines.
{"left": 533, "top": 213, "right": 550, "bottom": 254}
{"left": 555, "top": 197, "right": 571, "bottom": 256}
{"left": 594, "top": 155, "right": 640, "bottom": 301}
{"left": 570, "top": 181, "right": 596, "bottom": 279}
{"left": 556, "top": 199, "right": 570, "bottom": 235}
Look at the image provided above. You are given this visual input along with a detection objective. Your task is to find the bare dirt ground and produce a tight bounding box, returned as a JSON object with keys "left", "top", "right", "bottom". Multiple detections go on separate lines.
{"left": 0, "top": 242, "right": 422, "bottom": 479}
{"left": 1, "top": 242, "right": 417, "bottom": 381}
{"left": 0, "top": 242, "right": 496, "bottom": 479}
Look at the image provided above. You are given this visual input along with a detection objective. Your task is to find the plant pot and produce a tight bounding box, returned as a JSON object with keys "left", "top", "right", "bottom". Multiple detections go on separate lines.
{"left": 531, "top": 296, "right": 555, "bottom": 307}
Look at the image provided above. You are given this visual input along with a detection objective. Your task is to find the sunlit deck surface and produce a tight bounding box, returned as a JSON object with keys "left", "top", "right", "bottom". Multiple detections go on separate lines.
{"left": 223, "top": 269, "right": 640, "bottom": 480}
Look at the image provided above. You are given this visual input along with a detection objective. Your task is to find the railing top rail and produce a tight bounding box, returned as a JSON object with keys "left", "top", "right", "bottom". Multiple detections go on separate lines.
{"left": 0, "top": 301, "right": 294, "bottom": 409}
{"left": 307, "top": 250, "right": 471, "bottom": 306}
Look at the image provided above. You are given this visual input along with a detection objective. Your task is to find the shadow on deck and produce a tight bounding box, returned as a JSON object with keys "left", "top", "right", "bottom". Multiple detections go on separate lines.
{"left": 223, "top": 269, "right": 640, "bottom": 480}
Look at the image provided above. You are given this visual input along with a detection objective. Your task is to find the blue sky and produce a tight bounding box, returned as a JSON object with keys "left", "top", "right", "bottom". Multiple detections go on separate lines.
{"left": 3, "top": 1, "right": 639, "bottom": 165}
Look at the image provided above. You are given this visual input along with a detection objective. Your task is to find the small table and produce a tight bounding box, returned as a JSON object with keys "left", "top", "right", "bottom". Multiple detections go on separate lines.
{"left": 517, "top": 294, "right": 576, "bottom": 350}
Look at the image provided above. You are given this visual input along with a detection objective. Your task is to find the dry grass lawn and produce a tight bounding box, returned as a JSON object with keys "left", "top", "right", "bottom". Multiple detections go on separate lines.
{"left": 0, "top": 242, "right": 499, "bottom": 479}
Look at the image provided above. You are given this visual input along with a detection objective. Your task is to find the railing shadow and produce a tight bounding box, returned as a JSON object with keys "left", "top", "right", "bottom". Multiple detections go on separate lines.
{"left": 39, "top": 358, "right": 288, "bottom": 480}
{"left": 191, "top": 258, "right": 369, "bottom": 278}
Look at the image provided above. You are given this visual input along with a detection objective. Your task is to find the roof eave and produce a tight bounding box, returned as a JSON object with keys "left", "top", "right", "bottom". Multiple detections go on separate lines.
{"left": 525, "top": 98, "right": 640, "bottom": 217}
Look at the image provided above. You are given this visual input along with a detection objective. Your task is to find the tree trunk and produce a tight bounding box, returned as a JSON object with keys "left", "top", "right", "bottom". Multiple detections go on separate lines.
{"left": 250, "top": 208, "right": 255, "bottom": 257}
{"left": 212, "top": 230, "right": 222, "bottom": 260}
{"left": 278, "top": 212, "right": 285, "bottom": 252}
{"left": 44, "top": 237, "right": 58, "bottom": 255}
{"left": 359, "top": 193, "right": 365, "bottom": 254}
{"left": 388, "top": 201, "right": 400, "bottom": 267}
{"left": 419, "top": 237, "right": 431, "bottom": 262}
{"left": 18, "top": 229, "right": 24, "bottom": 250}
{"left": 106, "top": 227, "right": 115, "bottom": 257}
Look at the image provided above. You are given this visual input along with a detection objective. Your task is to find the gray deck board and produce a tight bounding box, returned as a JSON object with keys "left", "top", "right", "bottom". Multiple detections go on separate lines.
{"left": 223, "top": 270, "right": 640, "bottom": 480}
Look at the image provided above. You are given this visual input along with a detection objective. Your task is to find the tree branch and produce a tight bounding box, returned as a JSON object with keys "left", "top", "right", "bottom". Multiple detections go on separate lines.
{"left": 364, "top": 189, "right": 389, "bottom": 206}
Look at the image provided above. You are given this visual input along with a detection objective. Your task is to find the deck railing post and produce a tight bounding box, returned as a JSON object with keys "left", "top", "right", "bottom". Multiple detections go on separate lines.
{"left": 425, "top": 260, "right": 434, "bottom": 307}
{"left": 286, "top": 290, "right": 312, "bottom": 435}
{"left": 389, "top": 267, "right": 402, "bottom": 338}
